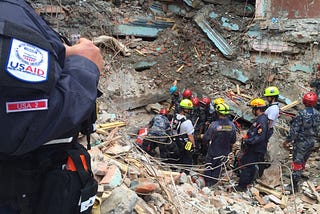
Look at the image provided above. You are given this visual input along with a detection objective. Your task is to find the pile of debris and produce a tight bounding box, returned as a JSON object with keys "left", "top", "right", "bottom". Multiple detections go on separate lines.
{"left": 82, "top": 116, "right": 320, "bottom": 214}
{"left": 31, "top": 0, "right": 320, "bottom": 213}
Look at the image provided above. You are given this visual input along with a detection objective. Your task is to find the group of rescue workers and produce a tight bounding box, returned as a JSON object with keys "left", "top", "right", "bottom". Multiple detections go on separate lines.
{"left": 139, "top": 80, "right": 320, "bottom": 193}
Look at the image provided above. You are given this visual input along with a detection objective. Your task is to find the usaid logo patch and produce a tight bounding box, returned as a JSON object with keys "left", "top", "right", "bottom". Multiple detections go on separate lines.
{"left": 6, "top": 38, "right": 49, "bottom": 82}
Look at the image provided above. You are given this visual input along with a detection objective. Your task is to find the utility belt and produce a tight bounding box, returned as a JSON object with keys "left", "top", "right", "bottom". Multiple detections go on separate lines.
{"left": 0, "top": 141, "right": 97, "bottom": 214}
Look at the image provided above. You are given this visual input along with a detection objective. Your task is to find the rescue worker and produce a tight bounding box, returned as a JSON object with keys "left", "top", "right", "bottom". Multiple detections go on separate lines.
{"left": 190, "top": 96, "right": 201, "bottom": 164}
{"left": 0, "top": 0, "right": 103, "bottom": 213}
{"left": 264, "top": 86, "right": 280, "bottom": 142}
{"left": 171, "top": 99, "right": 195, "bottom": 170}
{"left": 198, "top": 96, "right": 213, "bottom": 156}
{"left": 169, "top": 85, "right": 181, "bottom": 116}
{"left": 309, "top": 63, "right": 320, "bottom": 111}
{"left": 203, "top": 103, "right": 236, "bottom": 186}
{"left": 212, "top": 97, "right": 225, "bottom": 121}
{"left": 143, "top": 108, "right": 171, "bottom": 157}
{"left": 283, "top": 92, "right": 320, "bottom": 193}
{"left": 182, "top": 88, "right": 193, "bottom": 99}
{"left": 235, "top": 98, "right": 268, "bottom": 191}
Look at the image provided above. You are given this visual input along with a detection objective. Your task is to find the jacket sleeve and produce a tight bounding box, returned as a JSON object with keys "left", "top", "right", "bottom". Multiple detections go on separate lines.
{"left": 51, "top": 55, "right": 100, "bottom": 129}
{"left": 310, "top": 79, "right": 320, "bottom": 88}
{"left": 245, "top": 119, "right": 268, "bottom": 145}
{"left": 286, "top": 112, "right": 302, "bottom": 142}
{"left": 203, "top": 122, "right": 215, "bottom": 143}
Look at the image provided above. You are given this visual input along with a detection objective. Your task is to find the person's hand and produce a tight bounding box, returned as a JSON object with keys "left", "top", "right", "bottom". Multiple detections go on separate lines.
{"left": 65, "top": 38, "right": 104, "bottom": 72}
{"left": 282, "top": 141, "right": 290, "bottom": 150}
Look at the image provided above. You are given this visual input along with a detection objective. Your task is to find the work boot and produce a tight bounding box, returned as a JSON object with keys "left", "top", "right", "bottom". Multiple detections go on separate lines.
{"left": 301, "top": 173, "right": 309, "bottom": 180}
{"left": 234, "top": 185, "right": 247, "bottom": 192}
{"left": 284, "top": 182, "right": 298, "bottom": 194}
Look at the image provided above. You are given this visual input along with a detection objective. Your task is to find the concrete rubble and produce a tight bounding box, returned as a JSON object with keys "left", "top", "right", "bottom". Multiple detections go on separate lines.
{"left": 31, "top": 0, "right": 320, "bottom": 213}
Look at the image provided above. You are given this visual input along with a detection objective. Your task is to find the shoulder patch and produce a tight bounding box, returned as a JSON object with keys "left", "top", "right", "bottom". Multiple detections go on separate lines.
{"left": 6, "top": 38, "right": 49, "bottom": 83}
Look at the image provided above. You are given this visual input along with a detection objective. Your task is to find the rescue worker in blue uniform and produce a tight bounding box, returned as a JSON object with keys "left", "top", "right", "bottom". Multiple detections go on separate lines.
{"left": 310, "top": 64, "right": 320, "bottom": 111}
{"left": 143, "top": 108, "right": 171, "bottom": 157}
{"left": 169, "top": 85, "right": 181, "bottom": 116}
{"left": 235, "top": 98, "right": 268, "bottom": 191}
{"left": 283, "top": 92, "right": 320, "bottom": 193}
{"left": 190, "top": 96, "right": 201, "bottom": 164}
{"left": 0, "top": 0, "right": 103, "bottom": 213}
{"left": 198, "top": 97, "right": 213, "bottom": 156}
{"left": 203, "top": 103, "right": 236, "bottom": 186}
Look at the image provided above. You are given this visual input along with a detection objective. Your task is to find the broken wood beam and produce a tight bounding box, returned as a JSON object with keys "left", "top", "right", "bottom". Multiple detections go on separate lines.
{"left": 98, "top": 136, "right": 122, "bottom": 149}
{"left": 307, "top": 181, "right": 320, "bottom": 203}
{"left": 93, "top": 35, "right": 131, "bottom": 56}
{"left": 255, "top": 184, "right": 282, "bottom": 199}
{"left": 280, "top": 100, "right": 299, "bottom": 111}
{"left": 97, "top": 121, "right": 126, "bottom": 130}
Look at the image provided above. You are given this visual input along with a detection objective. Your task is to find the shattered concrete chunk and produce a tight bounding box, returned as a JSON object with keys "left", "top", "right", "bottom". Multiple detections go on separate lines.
{"left": 133, "top": 61, "right": 158, "bottom": 72}
{"left": 101, "top": 185, "right": 139, "bottom": 214}
{"left": 222, "top": 69, "right": 249, "bottom": 84}
{"left": 221, "top": 17, "right": 239, "bottom": 31}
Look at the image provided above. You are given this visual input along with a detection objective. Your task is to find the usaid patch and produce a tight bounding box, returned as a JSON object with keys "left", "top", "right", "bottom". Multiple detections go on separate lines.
{"left": 6, "top": 99, "right": 48, "bottom": 113}
{"left": 6, "top": 38, "right": 49, "bottom": 82}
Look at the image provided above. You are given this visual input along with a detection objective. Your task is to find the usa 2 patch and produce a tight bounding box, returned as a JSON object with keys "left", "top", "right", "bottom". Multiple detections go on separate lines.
{"left": 6, "top": 99, "right": 48, "bottom": 113}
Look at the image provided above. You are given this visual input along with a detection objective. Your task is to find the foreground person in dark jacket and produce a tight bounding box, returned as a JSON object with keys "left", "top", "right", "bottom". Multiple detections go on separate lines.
{"left": 0, "top": 0, "right": 103, "bottom": 213}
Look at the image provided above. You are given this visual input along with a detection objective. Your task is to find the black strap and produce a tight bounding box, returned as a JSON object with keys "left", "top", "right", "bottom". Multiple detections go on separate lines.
{"left": 67, "top": 148, "right": 91, "bottom": 186}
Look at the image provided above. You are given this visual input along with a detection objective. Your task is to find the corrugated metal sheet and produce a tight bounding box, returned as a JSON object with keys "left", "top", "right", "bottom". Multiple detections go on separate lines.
{"left": 194, "top": 14, "right": 235, "bottom": 59}
{"left": 113, "top": 18, "right": 174, "bottom": 38}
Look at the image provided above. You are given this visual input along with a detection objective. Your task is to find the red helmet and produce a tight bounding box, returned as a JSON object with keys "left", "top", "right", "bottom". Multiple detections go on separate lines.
{"left": 200, "top": 97, "right": 211, "bottom": 106}
{"left": 191, "top": 97, "right": 200, "bottom": 107}
{"left": 303, "top": 92, "right": 318, "bottom": 107}
{"left": 182, "top": 89, "right": 193, "bottom": 99}
{"left": 159, "top": 108, "right": 168, "bottom": 115}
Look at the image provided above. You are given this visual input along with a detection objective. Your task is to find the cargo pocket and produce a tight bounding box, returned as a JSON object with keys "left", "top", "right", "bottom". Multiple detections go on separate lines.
{"left": 36, "top": 144, "right": 98, "bottom": 214}
{"left": 36, "top": 169, "right": 82, "bottom": 214}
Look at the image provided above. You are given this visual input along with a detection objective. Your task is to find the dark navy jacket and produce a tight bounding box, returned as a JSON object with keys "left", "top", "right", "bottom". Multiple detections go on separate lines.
{"left": 203, "top": 117, "right": 236, "bottom": 156}
{"left": 244, "top": 114, "right": 268, "bottom": 155}
{"left": 0, "top": 0, "right": 99, "bottom": 155}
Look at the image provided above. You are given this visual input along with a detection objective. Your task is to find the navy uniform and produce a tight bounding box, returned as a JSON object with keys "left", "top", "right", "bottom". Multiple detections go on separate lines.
{"left": 310, "top": 78, "right": 320, "bottom": 110}
{"left": 143, "top": 114, "right": 170, "bottom": 157}
{"left": 237, "top": 112, "right": 268, "bottom": 190}
{"left": 286, "top": 107, "right": 320, "bottom": 190}
{"left": 0, "top": 0, "right": 99, "bottom": 213}
{"left": 203, "top": 115, "right": 236, "bottom": 186}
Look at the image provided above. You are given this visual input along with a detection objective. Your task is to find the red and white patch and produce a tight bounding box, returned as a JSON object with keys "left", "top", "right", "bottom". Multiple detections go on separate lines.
{"left": 6, "top": 99, "right": 48, "bottom": 113}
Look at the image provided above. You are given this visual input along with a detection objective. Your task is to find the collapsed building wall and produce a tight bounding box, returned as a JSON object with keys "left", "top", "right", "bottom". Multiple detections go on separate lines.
{"left": 256, "top": 0, "right": 320, "bottom": 19}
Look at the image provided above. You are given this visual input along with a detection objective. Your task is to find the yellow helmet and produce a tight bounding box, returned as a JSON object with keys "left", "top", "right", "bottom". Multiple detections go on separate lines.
{"left": 213, "top": 97, "right": 225, "bottom": 105}
{"left": 249, "top": 98, "right": 266, "bottom": 108}
{"left": 179, "top": 99, "right": 193, "bottom": 109}
{"left": 215, "top": 103, "right": 230, "bottom": 115}
{"left": 264, "top": 86, "right": 279, "bottom": 97}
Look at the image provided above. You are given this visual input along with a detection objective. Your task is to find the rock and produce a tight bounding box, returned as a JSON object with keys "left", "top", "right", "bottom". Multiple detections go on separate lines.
{"left": 101, "top": 185, "right": 139, "bottom": 214}
{"left": 133, "top": 61, "right": 158, "bottom": 72}
{"left": 99, "top": 164, "right": 122, "bottom": 189}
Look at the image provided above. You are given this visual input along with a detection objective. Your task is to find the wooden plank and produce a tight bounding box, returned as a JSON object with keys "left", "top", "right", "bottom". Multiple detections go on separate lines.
{"left": 307, "top": 181, "right": 320, "bottom": 203}
{"left": 114, "top": 92, "right": 170, "bottom": 110}
{"left": 255, "top": 184, "right": 282, "bottom": 199}
{"left": 280, "top": 100, "right": 299, "bottom": 111}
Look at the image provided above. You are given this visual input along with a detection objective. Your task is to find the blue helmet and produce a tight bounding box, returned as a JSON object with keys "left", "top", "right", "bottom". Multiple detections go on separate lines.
{"left": 169, "top": 85, "right": 177, "bottom": 94}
